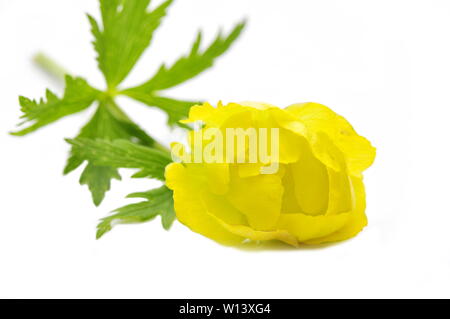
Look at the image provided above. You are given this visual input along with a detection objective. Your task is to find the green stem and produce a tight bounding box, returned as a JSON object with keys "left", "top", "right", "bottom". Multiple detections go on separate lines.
{"left": 33, "top": 53, "right": 68, "bottom": 81}
{"left": 105, "top": 99, "right": 171, "bottom": 155}
{"left": 33, "top": 53, "right": 171, "bottom": 156}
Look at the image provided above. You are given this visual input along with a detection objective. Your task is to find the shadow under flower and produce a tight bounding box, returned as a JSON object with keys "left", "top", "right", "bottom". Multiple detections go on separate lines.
{"left": 234, "top": 239, "right": 346, "bottom": 252}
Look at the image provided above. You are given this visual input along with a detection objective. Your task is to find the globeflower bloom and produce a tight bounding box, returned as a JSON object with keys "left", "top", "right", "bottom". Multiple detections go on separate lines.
{"left": 165, "top": 102, "right": 375, "bottom": 247}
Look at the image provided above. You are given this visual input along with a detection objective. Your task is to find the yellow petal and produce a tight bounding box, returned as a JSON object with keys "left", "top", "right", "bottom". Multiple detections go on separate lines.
{"left": 304, "top": 176, "right": 368, "bottom": 244}
{"left": 251, "top": 108, "right": 303, "bottom": 164}
{"left": 290, "top": 140, "right": 329, "bottom": 215}
{"left": 239, "top": 101, "right": 277, "bottom": 110}
{"left": 205, "top": 163, "right": 229, "bottom": 195}
{"left": 165, "top": 163, "right": 244, "bottom": 245}
{"left": 226, "top": 173, "right": 283, "bottom": 231}
{"left": 237, "top": 163, "right": 263, "bottom": 178}
{"left": 287, "top": 102, "right": 338, "bottom": 124}
{"left": 212, "top": 215, "right": 299, "bottom": 247}
{"left": 287, "top": 102, "right": 375, "bottom": 175}
{"left": 219, "top": 109, "right": 253, "bottom": 130}
{"left": 269, "top": 107, "right": 307, "bottom": 136}
{"left": 278, "top": 129, "right": 302, "bottom": 163}
{"left": 201, "top": 192, "right": 248, "bottom": 225}
{"left": 337, "top": 134, "right": 376, "bottom": 176}
{"left": 180, "top": 102, "right": 215, "bottom": 124}
{"left": 184, "top": 102, "right": 252, "bottom": 127}
{"left": 255, "top": 126, "right": 302, "bottom": 164}
{"left": 165, "top": 163, "right": 192, "bottom": 190}
{"left": 278, "top": 212, "right": 351, "bottom": 243}
{"left": 326, "top": 167, "right": 355, "bottom": 215}
{"left": 280, "top": 164, "right": 303, "bottom": 214}
{"left": 166, "top": 163, "right": 296, "bottom": 246}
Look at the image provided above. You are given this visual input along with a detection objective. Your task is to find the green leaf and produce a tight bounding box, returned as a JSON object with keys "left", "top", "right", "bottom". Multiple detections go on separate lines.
{"left": 96, "top": 185, "right": 175, "bottom": 239}
{"left": 88, "top": 0, "right": 173, "bottom": 87}
{"left": 123, "top": 92, "right": 200, "bottom": 126}
{"left": 121, "top": 21, "right": 245, "bottom": 126}
{"left": 11, "top": 76, "right": 99, "bottom": 136}
{"left": 64, "top": 100, "right": 161, "bottom": 205}
{"left": 66, "top": 138, "right": 172, "bottom": 181}
{"left": 80, "top": 163, "right": 121, "bottom": 206}
{"left": 124, "top": 21, "right": 246, "bottom": 93}
{"left": 13, "top": 0, "right": 246, "bottom": 213}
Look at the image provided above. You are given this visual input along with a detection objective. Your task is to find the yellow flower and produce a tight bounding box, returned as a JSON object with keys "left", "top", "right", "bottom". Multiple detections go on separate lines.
{"left": 165, "top": 101, "right": 375, "bottom": 247}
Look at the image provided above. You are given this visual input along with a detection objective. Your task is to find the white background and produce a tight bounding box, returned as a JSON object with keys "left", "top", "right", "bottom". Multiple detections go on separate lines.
{"left": 0, "top": 0, "right": 449, "bottom": 298}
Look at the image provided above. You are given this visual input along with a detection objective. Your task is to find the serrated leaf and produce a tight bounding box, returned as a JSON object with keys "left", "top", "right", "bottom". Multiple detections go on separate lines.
{"left": 122, "top": 92, "right": 200, "bottom": 126}
{"left": 11, "top": 76, "right": 99, "bottom": 136}
{"left": 66, "top": 138, "right": 172, "bottom": 181}
{"left": 64, "top": 100, "right": 160, "bottom": 205}
{"left": 125, "top": 21, "right": 246, "bottom": 93}
{"left": 96, "top": 185, "right": 175, "bottom": 239}
{"left": 13, "top": 0, "right": 246, "bottom": 214}
{"left": 89, "top": 0, "right": 173, "bottom": 87}
{"left": 121, "top": 21, "right": 245, "bottom": 126}
{"left": 80, "top": 163, "right": 121, "bottom": 206}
